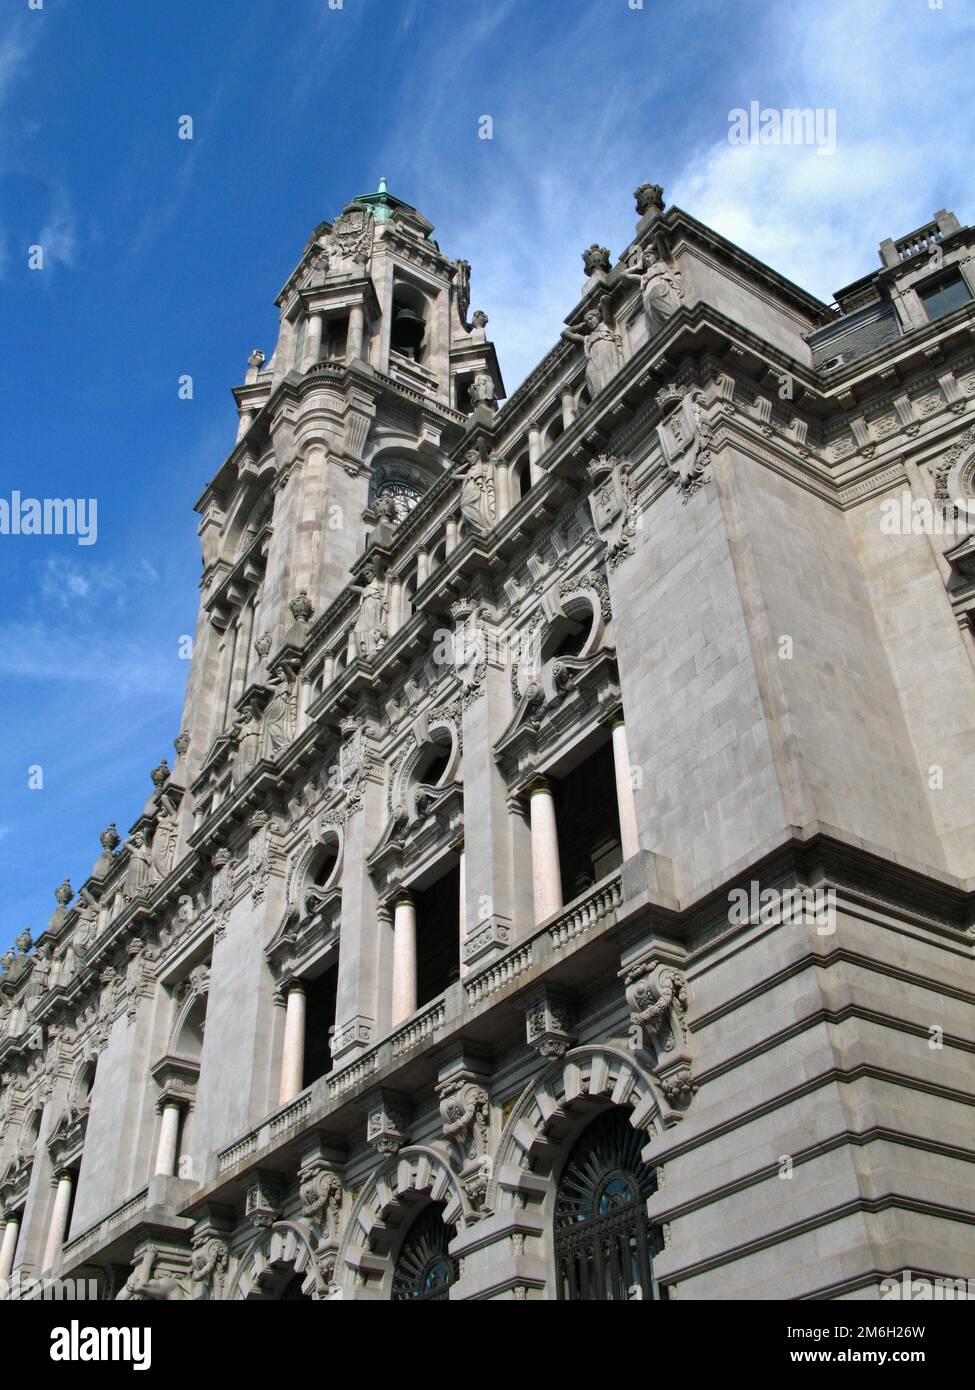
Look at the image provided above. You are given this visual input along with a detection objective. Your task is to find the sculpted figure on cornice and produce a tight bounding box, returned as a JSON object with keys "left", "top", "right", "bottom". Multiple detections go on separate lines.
{"left": 231, "top": 698, "right": 264, "bottom": 786}
{"left": 263, "top": 664, "right": 299, "bottom": 760}
{"left": 123, "top": 831, "right": 153, "bottom": 902}
{"left": 351, "top": 563, "right": 388, "bottom": 660}
{"left": 561, "top": 300, "right": 623, "bottom": 400}
{"left": 150, "top": 802, "right": 179, "bottom": 880}
{"left": 623, "top": 243, "right": 683, "bottom": 331}
{"left": 459, "top": 449, "right": 497, "bottom": 533}
{"left": 369, "top": 493, "right": 399, "bottom": 550}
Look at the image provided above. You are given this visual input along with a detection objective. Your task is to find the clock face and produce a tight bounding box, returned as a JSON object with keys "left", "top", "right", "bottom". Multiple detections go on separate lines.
{"left": 376, "top": 479, "right": 424, "bottom": 521}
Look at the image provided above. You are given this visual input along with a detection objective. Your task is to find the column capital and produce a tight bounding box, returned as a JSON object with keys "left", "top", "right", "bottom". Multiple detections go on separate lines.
{"left": 527, "top": 774, "right": 552, "bottom": 796}
{"left": 393, "top": 889, "right": 414, "bottom": 909}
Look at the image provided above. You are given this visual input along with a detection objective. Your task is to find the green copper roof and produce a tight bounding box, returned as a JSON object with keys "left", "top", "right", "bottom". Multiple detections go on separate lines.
{"left": 354, "top": 176, "right": 415, "bottom": 222}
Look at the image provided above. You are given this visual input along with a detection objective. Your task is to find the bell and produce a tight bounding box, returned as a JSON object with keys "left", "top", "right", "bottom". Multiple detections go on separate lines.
{"left": 392, "top": 306, "right": 425, "bottom": 353}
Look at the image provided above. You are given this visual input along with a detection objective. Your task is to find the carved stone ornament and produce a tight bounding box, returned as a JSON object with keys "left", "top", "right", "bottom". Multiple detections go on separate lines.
{"left": 366, "top": 1091, "right": 410, "bottom": 1155}
{"left": 582, "top": 243, "right": 611, "bottom": 276}
{"left": 451, "top": 600, "right": 488, "bottom": 702}
{"left": 190, "top": 1234, "right": 229, "bottom": 1301}
{"left": 299, "top": 1166, "right": 343, "bottom": 1240}
{"left": 437, "top": 1076, "right": 490, "bottom": 1165}
{"left": 289, "top": 590, "right": 314, "bottom": 624}
{"left": 587, "top": 454, "right": 638, "bottom": 570}
{"left": 248, "top": 810, "right": 272, "bottom": 904}
{"left": 211, "top": 848, "right": 234, "bottom": 942}
{"left": 634, "top": 182, "right": 665, "bottom": 218}
{"left": 245, "top": 1172, "right": 282, "bottom": 1229}
{"left": 656, "top": 384, "right": 713, "bottom": 501}
{"left": 932, "top": 422, "right": 975, "bottom": 511}
{"left": 624, "top": 961, "right": 695, "bottom": 1110}
{"left": 523, "top": 987, "right": 576, "bottom": 1059}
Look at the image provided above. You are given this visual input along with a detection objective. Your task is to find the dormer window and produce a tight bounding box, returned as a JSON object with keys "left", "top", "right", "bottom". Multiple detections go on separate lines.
{"left": 918, "top": 271, "right": 972, "bottom": 322}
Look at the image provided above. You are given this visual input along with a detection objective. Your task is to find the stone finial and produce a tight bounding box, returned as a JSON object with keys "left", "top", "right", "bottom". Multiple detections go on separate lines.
{"left": 472, "top": 309, "right": 489, "bottom": 330}
{"left": 289, "top": 590, "right": 314, "bottom": 623}
{"left": 150, "top": 759, "right": 170, "bottom": 790}
{"left": 1, "top": 948, "right": 15, "bottom": 975}
{"left": 635, "top": 182, "right": 664, "bottom": 217}
{"left": 582, "top": 244, "right": 611, "bottom": 276}
{"left": 254, "top": 632, "right": 272, "bottom": 662}
{"left": 173, "top": 732, "right": 190, "bottom": 760}
{"left": 15, "top": 927, "right": 33, "bottom": 955}
{"left": 247, "top": 349, "right": 266, "bottom": 371}
{"left": 100, "top": 822, "right": 121, "bottom": 854}
{"left": 55, "top": 879, "right": 73, "bottom": 908}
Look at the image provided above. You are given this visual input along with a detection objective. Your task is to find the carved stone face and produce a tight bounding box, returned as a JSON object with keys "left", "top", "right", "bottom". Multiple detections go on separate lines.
{"left": 584, "top": 309, "right": 600, "bottom": 330}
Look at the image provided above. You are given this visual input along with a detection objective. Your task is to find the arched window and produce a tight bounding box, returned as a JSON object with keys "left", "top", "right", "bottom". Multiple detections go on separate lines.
{"left": 554, "top": 1108, "right": 664, "bottom": 1301}
{"left": 391, "top": 1203, "right": 458, "bottom": 1301}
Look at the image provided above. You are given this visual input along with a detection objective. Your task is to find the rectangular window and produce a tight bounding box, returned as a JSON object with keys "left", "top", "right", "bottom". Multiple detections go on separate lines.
{"left": 918, "top": 271, "right": 972, "bottom": 322}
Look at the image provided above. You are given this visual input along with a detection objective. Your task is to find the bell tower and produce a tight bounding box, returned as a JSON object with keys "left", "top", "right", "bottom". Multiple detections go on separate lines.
{"left": 179, "top": 181, "right": 504, "bottom": 789}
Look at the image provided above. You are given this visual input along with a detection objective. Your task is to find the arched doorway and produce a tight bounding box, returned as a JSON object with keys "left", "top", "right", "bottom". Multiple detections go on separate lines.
{"left": 554, "top": 1108, "right": 664, "bottom": 1301}
{"left": 391, "top": 1202, "right": 457, "bottom": 1302}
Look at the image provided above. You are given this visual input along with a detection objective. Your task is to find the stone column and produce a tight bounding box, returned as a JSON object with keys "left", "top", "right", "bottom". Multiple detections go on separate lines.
{"left": 611, "top": 718, "right": 641, "bottom": 860}
{"left": 303, "top": 312, "right": 324, "bottom": 371}
{"left": 528, "top": 426, "right": 546, "bottom": 485}
{"left": 154, "top": 1102, "right": 183, "bottom": 1178}
{"left": 391, "top": 894, "right": 417, "bottom": 1026}
{"left": 0, "top": 1214, "right": 20, "bottom": 1283}
{"left": 416, "top": 549, "right": 430, "bottom": 586}
{"left": 387, "top": 579, "right": 403, "bottom": 637}
{"left": 236, "top": 409, "right": 255, "bottom": 442}
{"left": 347, "top": 303, "right": 365, "bottom": 361}
{"left": 529, "top": 778, "right": 563, "bottom": 923}
{"left": 279, "top": 984, "right": 307, "bottom": 1105}
{"left": 42, "top": 1171, "right": 74, "bottom": 1272}
{"left": 561, "top": 390, "right": 576, "bottom": 429}
{"left": 457, "top": 840, "right": 467, "bottom": 938}
{"left": 445, "top": 518, "right": 460, "bottom": 555}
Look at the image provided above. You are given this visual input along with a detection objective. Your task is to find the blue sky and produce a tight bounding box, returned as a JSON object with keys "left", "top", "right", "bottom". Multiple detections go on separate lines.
{"left": 1, "top": 0, "right": 972, "bottom": 952}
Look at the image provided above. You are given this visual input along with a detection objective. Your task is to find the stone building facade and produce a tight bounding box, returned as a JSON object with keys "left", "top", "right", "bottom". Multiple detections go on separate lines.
{"left": 2, "top": 180, "right": 975, "bottom": 1301}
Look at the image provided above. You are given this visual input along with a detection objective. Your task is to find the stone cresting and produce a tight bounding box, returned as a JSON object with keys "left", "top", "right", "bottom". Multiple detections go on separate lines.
{"left": 3, "top": 183, "right": 975, "bottom": 1303}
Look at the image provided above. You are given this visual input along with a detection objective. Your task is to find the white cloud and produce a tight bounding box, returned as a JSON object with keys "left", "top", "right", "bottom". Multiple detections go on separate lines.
{"left": 370, "top": 0, "right": 973, "bottom": 392}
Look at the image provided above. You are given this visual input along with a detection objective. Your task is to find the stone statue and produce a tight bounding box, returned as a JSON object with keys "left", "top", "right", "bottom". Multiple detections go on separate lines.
{"left": 561, "top": 302, "right": 623, "bottom": 399}
{"left": 351, "top": 563, "right": 388, "bottom": 659}
{"left": 472, "top": 309, "right": 489, "bottom": 331}
{"left": 369, "top": 493, "right": 399, "bottom": 550}
{"left": 263, "top": 670, "right": 297, "bottom": 759}
{"left": 123, "top": 831, "right": 153, "bottom": 901}
{"left": 232, "top": 700, "right": 263, "bottom": 785}
{"left": 469, "top": 372, "right": 496, "bottom": 408}
{"left": 118, "top": 1247, "right": 188, "bottom": 1302}
{"left": 190, "top": 1236, "right": 229, "bottom": 1301}
{"left": 623, "top": 245, "right": 683, "bottom": 330}
{"left": 459, "top": 449, "right": 497, "bottom": 532}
